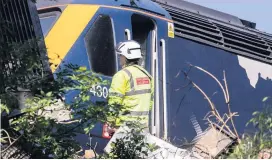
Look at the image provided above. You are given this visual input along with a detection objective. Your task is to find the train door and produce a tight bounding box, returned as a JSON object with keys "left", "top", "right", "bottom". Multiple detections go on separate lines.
{"left": 122, "top": 13, "right": 159, "bottom": 136}
{"left": 127, "top": 14, "right": 170, "bottom": 139}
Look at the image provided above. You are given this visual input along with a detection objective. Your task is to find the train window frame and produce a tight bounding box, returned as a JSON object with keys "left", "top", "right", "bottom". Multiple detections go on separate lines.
{"left": 84, "top": 14, "right": 117, "bottom": 77}
{"left": 38, "top": 9, "right": 61, "bottom": 36}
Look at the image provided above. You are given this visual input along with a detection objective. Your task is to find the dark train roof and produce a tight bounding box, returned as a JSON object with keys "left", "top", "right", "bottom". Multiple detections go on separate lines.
{"left": 37, "top": 0, "right": 271, "bottom": 36}
{"left": 37, "top": 0, "right": 272, "bottom": 64}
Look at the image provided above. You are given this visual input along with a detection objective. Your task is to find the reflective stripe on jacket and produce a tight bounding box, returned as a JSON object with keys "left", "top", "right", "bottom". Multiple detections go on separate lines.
{"left": 108, "top": 65, "right": 154, "bottom": 126}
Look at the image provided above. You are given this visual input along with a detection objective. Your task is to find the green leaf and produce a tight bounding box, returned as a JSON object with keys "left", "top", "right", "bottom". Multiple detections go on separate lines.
{"left": 262, "top": 97, "right": 269, "bottom": 102}
{"left": 84, "top": 127, "right": 89, "bottom": 134}
{"left": 247, "top": 118, "right": 256, "bottom": 126}
{"left": 82, "top": 95, "right": 90, "bottom": 102}
{"left": 260, "top": 143, "right": 264, "bottom": 149}
{"left": 46, "top": 92, "right": 52, "bottom": 97}
{"left": 0, "top": 103, "right": 9, "bottom": 114}
{"left": 246, "top": 122, "right": 250, "bottom": 127}
{"left": 252, "top": 111, "right": 259, "bottom": 116}
{"left": 79, "top": 66, "right": 87, "bottom": 72}
{"left": 0, "top": 138, "right": 7, "bottom": 143}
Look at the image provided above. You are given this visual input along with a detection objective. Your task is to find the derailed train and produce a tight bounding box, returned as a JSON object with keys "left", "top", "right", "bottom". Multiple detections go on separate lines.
{"left": 36, "top": 0, "right": 272, "bottom": 153}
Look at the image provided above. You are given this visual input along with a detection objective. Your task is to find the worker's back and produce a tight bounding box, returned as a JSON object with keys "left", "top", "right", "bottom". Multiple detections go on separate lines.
{"left": 109, "top": 64, "right": 153, "bottom": 126}
{"left": 121, "top": 65, "right": 152, "bottom": 109}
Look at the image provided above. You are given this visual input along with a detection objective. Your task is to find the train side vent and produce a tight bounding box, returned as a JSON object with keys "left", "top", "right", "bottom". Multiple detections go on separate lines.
{"left": 214, "top": 23, "right": 272, "bottom": 62}
{"left": 260, "top": 35, "right": 272, "bottom": 53}
{"left": 161, "top": 4, "right": 224, "bottom": 46}
{"left": 158, "top": 3, "right": 272, "bottom": 64}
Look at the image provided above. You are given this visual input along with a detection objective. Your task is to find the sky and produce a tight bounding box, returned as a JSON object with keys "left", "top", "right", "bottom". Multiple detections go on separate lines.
{"left": 184, "top": 0, "right": 272, "bottom": 34}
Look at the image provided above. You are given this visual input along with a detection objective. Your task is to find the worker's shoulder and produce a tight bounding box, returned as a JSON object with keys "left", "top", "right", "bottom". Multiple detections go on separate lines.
{"left": 131, "top": 65, "right": 152, "bottom": 78}
{"left": 120, "top": 65, "right": 152, "bottom": 78}
{"left": 113, "top": 68, "right": 130, "bottom": 79}
{"left": 125, "top": 65, "right": 146, "bottom": 72}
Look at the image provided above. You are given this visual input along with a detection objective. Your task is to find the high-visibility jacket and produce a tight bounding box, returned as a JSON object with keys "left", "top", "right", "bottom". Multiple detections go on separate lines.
{"left": 108, "top": 65, "right": 153, "bottom": 127}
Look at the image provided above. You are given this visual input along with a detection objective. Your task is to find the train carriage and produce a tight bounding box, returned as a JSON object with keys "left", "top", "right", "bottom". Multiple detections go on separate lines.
{"left": 37, "top": 0, "right": 272, "bottom": 153}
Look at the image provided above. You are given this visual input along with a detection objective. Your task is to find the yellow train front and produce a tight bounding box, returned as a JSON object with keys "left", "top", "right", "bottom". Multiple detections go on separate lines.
{"left": 37, "top": 0, "right": 272, "bottom": 154}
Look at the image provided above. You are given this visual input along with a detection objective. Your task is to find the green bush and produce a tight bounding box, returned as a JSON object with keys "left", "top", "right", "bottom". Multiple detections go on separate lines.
{"left": 0, "top": 62, "right": 121, "bottom": 158}
{"left": 226, "top": 97, "right": 272, "bottom": 159}
{"left": 100, "top": 121, "right": 152, "bottom": 159}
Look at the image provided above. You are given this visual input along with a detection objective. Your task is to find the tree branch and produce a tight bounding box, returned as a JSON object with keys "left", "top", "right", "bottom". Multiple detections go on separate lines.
{"left": 191, "top": 65, "right": 228, "bottom": 103}
{"left": 224, "top": 71, "right": 240, "bottom": 142}
{"left": 181, "top": 70, "right": 236, "bottom": 137}
{"left": 1, "top": 129, "right": 12, "bottom": 144}
{"left": 1, "top": 134, "right": 23, "bottom": 153}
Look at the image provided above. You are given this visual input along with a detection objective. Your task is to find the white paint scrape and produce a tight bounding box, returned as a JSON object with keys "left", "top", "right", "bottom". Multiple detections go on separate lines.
{"left": 238, "top": 56, "right": 272, "bottom": 88}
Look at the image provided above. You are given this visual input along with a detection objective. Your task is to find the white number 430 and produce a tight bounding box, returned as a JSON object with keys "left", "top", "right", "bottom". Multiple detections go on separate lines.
{"left": 89, "top": 85, "right": 109, "bottom": 98}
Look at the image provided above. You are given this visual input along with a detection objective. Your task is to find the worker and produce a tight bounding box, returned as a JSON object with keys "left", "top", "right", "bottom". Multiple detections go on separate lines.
{"left": 104, "top": 41, "right": 184, "bottom": 157}
{"left": 108, "top": 40, "right": 153, "bottom": 128}
{"left": 104, "top": 40, "right": 154, "bottom": 153}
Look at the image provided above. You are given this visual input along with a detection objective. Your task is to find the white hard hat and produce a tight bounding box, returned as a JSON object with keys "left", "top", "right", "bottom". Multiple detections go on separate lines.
{"left": 115, "top": 40, "right": 142, "bottom": 60}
